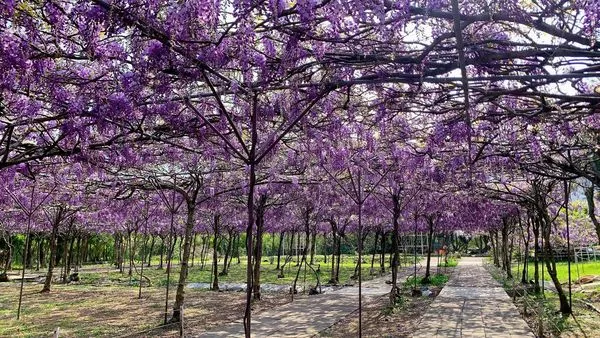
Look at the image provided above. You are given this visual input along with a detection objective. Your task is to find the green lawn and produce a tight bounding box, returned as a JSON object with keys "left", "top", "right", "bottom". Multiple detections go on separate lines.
{"left": 57, "top": 254, "right": 420, "bottom": 289}
{"left": 437, "top": 258, "right": 458, "bottom": 267}
{"left": 404, "top": 274, "right": 449, "bottom": 288}
{"left": 512, "top": 260, "right": 600, "bottom": 284}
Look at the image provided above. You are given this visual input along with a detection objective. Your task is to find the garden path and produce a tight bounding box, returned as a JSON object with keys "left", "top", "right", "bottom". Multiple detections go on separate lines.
{"left": 198, "top": 258, "right": 426, "bottom": 337}
{"left": 412, "top": 257, "right": 534, "bottom": 338}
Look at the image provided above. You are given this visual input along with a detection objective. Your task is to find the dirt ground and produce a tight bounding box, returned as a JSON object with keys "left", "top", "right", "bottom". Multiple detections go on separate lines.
{"left": 320, "top": 265, "right": 454, "bottom": 338}
{"left": 0, "top": 282, "right": 291, "bottom": 337}
{"left": 319, "top": 292, "right": 436, "bottom": 337}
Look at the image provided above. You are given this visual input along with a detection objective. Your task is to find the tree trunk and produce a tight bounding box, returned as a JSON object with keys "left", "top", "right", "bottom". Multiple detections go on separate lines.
{"left": 178, "top": 236, "right": 183, "bottom": 263}
{"left": 292, "top": 207, "right": 312, "bottom": 298}
{"left": 127, "top": 231, "right": 134, "bottom": 277}
{"left": 66, "top": 234, "right": 75, "bottom": 279}
{"left": 235, "top": 234, "right": 241, "bottom": 264}
{"left": 171, "top": 200, "right": 197, "bottom": 322}
{"left": 252, "top": 194, "right": 267, "bottom": 301}
{"left": 309, "top": 231, "right": 316, "bottom": 266}
{"left": 295, "top": 231, "right": 301, "bottom": 266}
{"left": 2, "top": 234, "right": 13, "bottom": 276}
{"left": 227, "top": 235, "right": 235, "bottom": 272}
{"left": 211, "top": 215, "right": 220, "bottom": 291}
{"left": 288, "top": 231, "right": 295, "bottom": 268}
{"left": 520, "top": 217, "right": 530, "bottom": 284}
{"left": 532, "top": 217, "right": 541, "bottom": 293}
{"left": 74, "top": 235, "right": 81, "bottom": 272}
{"left": 158, "top": 235, "right": 165, "bottom": 269}
{"left": 81, "top": 235, "right": 89, "bottom": 265}
{"left": 38, "top": 236, "right": 45, "bottom": 270}
{"left": 390, "top": 193, "right": 401, "bottom": 303}
{"left": 370, "top": 230, "right": 379, "bottom": 274}
{"left": 114, "top": 233, "right": 121, "bottom": 268}
{"left": 147, "top": 235, "right": 155, "bottom": 267}
{"left": 380, "top": 231, "right": 386, "bottom": 273}
{"left": 276, "top": 232, "right": 285, "bottom": 270}
{"left": 200, "top": 235, "right": 207, "bottom": 270}
{"left": 585, "top": 186, "right": 600, "bottom": 244}
{"left": 323, "top": 235, "right": 327, "bottom": 264}
{"left": 25, "top": 235, "right": 33, "bottom": 269}
{"left": 221, "top": 231, "right": 233, "bottom": 275}
{"left": 191, "top": 233, "right": 197, "bottom": 268}
{"left": 422, "top": 218, "right": 435, "bottom": 284}
{"left": 335, "top": 235, "right": 342, "bottom": 283}
{"left": 490, "top": 230, "right": 500, "bottom": 267}
{"left": 242, "top": 152, "right": 257, "bottom": 338}
{"left": 501, "top": 219, "right": 512, "bottom": 279}
{"left": 42, "top": 210, "right": 61, "bottom": 293}
{"left": 539, "top": 203, "right": 571, "bottom": 314}
{"left": 61, "top": 232, "right": 70, "bottom": 284}
{"left": 328, "top": 221, "right": 339, "bottom": 284}
{"left": 170, "top": 236, "right": 178, "bottom": 268}
{"left": 330, "top": 234, "right": 337, "bottom": 284}
{"left": 119, "top": 234, "right": 126, "bottom": 273}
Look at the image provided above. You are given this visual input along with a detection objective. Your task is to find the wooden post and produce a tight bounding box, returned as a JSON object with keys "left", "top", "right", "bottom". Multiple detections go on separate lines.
{"left": 179, "top": 305, "right": 184, "bottom": 338}
{"left": 53, "top": 327, "right": 60, "bottom": 338}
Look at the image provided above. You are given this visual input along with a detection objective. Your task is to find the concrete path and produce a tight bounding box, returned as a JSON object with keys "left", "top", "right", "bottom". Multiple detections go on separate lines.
{"left": 413, "top": 257, "right": 534, "bottom": 338}
{"left": 198, "top": 260, "right": 425, "bottom": 337}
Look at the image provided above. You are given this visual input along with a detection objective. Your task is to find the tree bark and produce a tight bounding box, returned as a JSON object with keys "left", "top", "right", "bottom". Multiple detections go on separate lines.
{"left": 191, "top": 233, "right": 197, "bottom": 268}
{"left": 147, "top": 235, "right": 155, "bottom": 267}
{"left": 292, "top": 207, "right": 312, "bottom": 298}
{"left": 390, "top": 193, "right": 401, "bottom": 303}
{"left": 422, "top": 217, "right": 435, "bottom": 284}
{"left": 1, "top": 233, "right": 13, "bottom": 277}
{"left": 38, "top": 236, "right": 45, "bottom": 270}
{"left": 380, "top": 231, "right": 387, "bottom": 273}
{"left": 538, "top": 197, "right": 571, "bottom": 314}
{"left": 171, "top": 199, "right": 197, "bottom": 322}
{"left": 295, "top": 231, "right": 301, "bottom": 266}
{"left": 42, "top": 208, "right": 62, "bottom": 293}
{"left": 74, "top": 235, "right": 81, "bottom": 272}
{"left": 328, "top": 220, "right": 339, "bottom": 284}
{"left": 81, "top": 235, "right": 89, "bottom": 265}
{"left": 211, "top": 215, "right": 220, "bottom": 291}
{"left": 252, "top": 194, "right": 267, "bottom": 301}
{"left": 501, "top": 218, "right": 513, "bottom": 279}
{"left": 276, "top": 232, "right": 285, "bottom": 270}
{"left": 335, "top": 234, "right": 342, "bottom": 283}
{"left": 66, "top": 234, "right": 75, "bottom": 278}
{"left": 158, "top": 234, "right": 165, "bottom": 269}
{"left": 370, "top": 230, "right": 379, "bottom": 274}
{"left": 520, "top": 217, "right": 531, "bottom": 285}
{"left": 585, "top": 186, "right": 600, "bottom": 244}
{"left": 200, "top": 235, "right": 207, "bottom": 270}
{"left": 309, "top": 230, "right": 316, "bottom": 266}
{"left": 25, "top": 235, "right": 33, "bottom": 269}
{"left": 221, "top": 231, "right": 232, "bottom": 275}
{"left": 532, "top": 216, "right": 541, "bottom": 293}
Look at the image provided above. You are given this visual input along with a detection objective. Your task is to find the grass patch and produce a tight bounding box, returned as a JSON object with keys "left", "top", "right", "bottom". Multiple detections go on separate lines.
{"left": 404, "top": 274, "right": 449, "bottom": 288}
{"left": 513, "top": 260, "right": 600, "bottom": 284}
{"left": 487, "top": 260, "right": 600, "bottom": 337}
{"left": 78, "top": 254, "right": 418, "bottom": 288}
{"left": 438, "top": 258, "right": 458, "bottom": 267}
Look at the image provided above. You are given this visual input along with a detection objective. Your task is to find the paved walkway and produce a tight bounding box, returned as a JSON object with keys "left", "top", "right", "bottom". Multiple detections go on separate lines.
{"left": 413, "top": 257, "right": 534, "bottom": 338}
{"left": 199, "top": 260, "right": 425, "bottom": 337}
